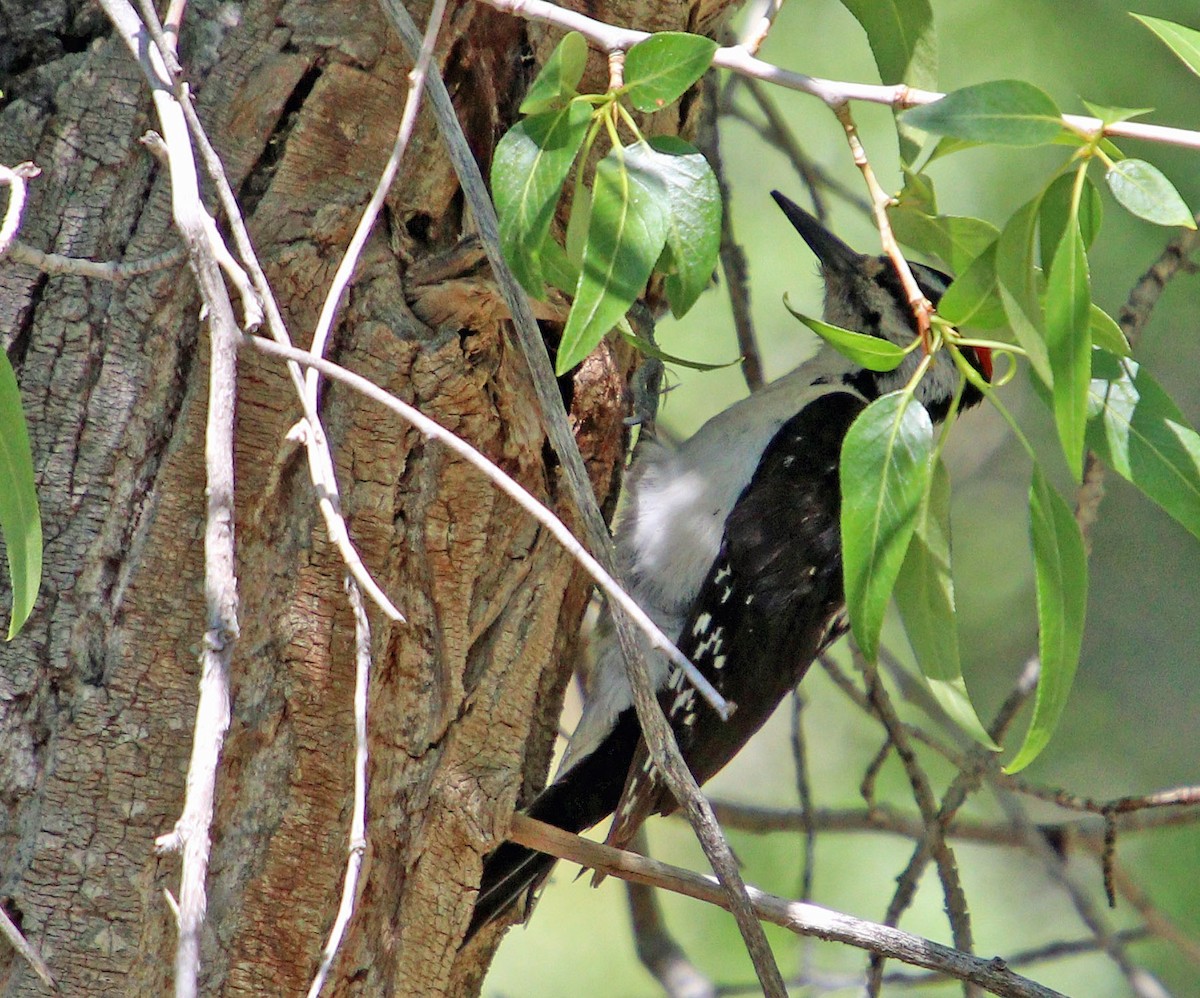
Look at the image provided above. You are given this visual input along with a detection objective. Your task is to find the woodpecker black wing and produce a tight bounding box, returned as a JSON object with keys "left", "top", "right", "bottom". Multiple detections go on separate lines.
{"left": 467, "top": 390, "right": 865, "bottom": 939}
{"left": 606, "top": 390, "right": 863, "bottom": 849}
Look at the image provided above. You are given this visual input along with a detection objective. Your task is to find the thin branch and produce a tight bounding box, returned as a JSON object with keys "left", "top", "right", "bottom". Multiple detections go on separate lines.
{"left": 730, "top": 77, "right": 872, "bottom": 220}
{"left": 874, "top": 929, "right": 1152, "bottom": 991}
{"left": 1110, "top": 863, "right": 1200, "bottom": 968}
{"left": 98, "top": 6, "right": 241, "bottom": 998}
{"left": 857, "top": 651, "right": 974, "bottom": 997}
{"left": 508, "top": 814, "right": 1067, "bottom": 998}
{"left": 788, "top": 693, "right": 815, "bottom": 902}
{"left": 4, "top": 240, "right": 186, "bottom": 282}
{"left": 169, "top": 43, "right": 404, "bottom": 623}
{"left": 303, "top": 0, "right": 448, "bottom": 411}
{"left": 251, "top": 327, "right": 773, "bottom": 989}
{"left": 0, "top": 903, "right": 55, "bottom": 991}
{"left": 307, "top": 575, "right": 373, "bottom": 998}
{"left": 991, "top": 787, "right": 1157, "bottom": 998}
{"left": 625, "top": 830, "right": 716, "bottom": 998}
{"left": 376, "top": 0, "right": 730, "bottom": 719}
{"left": 707, "top": 799, "right": 1200, "bottom": 845}
{"left": 735, "top": 0, "right": 786, "bottom": 56}
{"left": 832, "top": 103, "right": 933, "bottom": 348}
{"left": 474, "top": 0, "right": 1200, "bottom": 150}
{"left": 697, "top": 73, "right": 762, "bottom": 392}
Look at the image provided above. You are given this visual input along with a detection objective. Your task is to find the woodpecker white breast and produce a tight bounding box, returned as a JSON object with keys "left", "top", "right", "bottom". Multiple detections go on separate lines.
{"left": 466, "top": 191, "right": 991, "bottom": 940}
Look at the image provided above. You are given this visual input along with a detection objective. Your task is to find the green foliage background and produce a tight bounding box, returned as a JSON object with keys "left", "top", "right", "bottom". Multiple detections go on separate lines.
{"left": 487, "top": 0, "right": 1200, "bottom": 993}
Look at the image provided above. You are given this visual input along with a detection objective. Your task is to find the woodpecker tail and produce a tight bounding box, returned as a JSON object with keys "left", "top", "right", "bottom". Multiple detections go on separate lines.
{"left": 465, "top": 711, "right": 641, "bottom": 940}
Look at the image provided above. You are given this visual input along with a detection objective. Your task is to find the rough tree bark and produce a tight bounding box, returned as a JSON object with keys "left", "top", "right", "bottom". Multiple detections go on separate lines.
{"left": 0, "top": 0, "right": 737, "bottom": 994}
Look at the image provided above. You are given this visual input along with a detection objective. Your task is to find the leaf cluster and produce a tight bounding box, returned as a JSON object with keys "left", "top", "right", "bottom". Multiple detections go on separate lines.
{"left": 828, "top": 13, "right": 1199, "bottom": 771}
{"left": 491, "top": 30, "right": 722, "bottom": 374}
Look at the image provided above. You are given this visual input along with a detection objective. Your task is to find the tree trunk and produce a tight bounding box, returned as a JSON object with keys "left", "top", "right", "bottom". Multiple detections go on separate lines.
{"left": 0, "top": 0, "right": 734, "bottom": 994}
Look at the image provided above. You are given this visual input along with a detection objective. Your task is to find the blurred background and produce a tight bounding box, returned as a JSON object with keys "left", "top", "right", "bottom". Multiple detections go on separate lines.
{"left": 487, "top": 0, "right": 1200, "bottom": 993}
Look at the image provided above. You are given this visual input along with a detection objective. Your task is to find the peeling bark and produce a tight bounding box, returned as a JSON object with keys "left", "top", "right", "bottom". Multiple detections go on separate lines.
{"left": 0, "top": 0, "right": 735, "bottom": 993}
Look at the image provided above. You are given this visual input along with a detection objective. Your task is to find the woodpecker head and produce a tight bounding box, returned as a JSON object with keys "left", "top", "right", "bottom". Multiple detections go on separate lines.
{"left": 771, "top": 191, "right": 991, "bottom": 420}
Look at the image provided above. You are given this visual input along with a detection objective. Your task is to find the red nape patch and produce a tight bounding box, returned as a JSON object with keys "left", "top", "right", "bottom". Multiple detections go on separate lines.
{"left": 975, "top": 346, "right": 994, "bottom": 382}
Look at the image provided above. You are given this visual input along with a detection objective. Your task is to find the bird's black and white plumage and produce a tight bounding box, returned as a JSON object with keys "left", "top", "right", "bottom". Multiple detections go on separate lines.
{"left": 466, "top": 191, "right": 992, "bottom": 939}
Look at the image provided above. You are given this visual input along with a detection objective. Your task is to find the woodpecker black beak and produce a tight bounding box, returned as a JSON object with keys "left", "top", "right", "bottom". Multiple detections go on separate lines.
{"left": 771, "top": 191, "right": 863, "bottom": 275}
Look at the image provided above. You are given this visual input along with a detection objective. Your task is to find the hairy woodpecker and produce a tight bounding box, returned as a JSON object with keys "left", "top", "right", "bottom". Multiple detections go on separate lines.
{"left": 466, "top": 191, "right": 992, "bottom": 939}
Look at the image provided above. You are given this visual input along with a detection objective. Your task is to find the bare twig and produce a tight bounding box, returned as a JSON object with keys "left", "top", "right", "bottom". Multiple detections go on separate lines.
{"left": 474, "top": 0, "right": 1200, "bottom": 150}
{"left": 509, "top": 814, "right": 1067, "bottom": 998}
{"left": 788, "top": 693, "right": 815, "bottom": 902}
{"left": 729, "top": 77, "right": 872, "bottom": 220}
{"left": 992, "top": 787, "right": 1159, "bottom": 998}
{"left": 872, "top": 929, "right": 1151, "bottom": 991}
{"left": 1110, "top": 863, "right": 1200, "bottom": 968}
{"left": 857, "top": 651, "right": 974, "bottom": 997}
{"left": 169, "top": 43, "right": 404, "bottom": 623}
{"left": 625, "top": 831, "right": 716, "bottom": 998}
{"left": 307, "top": 575, "right": 373, "bottom": 998}
{"left": 833, "top": 103, "right": 934, "bottom": 349}
{"left": 707, "top": 799, "right": 1200, "bottom": 845}
{"left": 304, "top": 0, "right": 448, "bottom": 410}
{"left": 0, "top": 902, "right": 55, "bottom": 990}
{"left": 251, "top": 331, "right": 773, "bottom": 990}
{"left": 697, "top": 74, "right": 762, "bottom": 392}
{"left": 735, "top": 0, "right": 786, "bottom": 55}
{"left": 97, "top": 6, "right": 241, "bottom": 997}
{"left": 4, "top": 241, "right": 186, "bottom": 282}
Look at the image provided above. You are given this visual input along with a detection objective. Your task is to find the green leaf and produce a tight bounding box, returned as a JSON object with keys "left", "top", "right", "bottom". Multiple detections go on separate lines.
{"left": 540, "top": 237, "right": 579, "bottom": 295}
{"left": 565, "top": 180, "right": 591, "bottom": 267}
{"left": 938, "top": 243, "right": 1006, "bottom": 329}
{"left": 623, "top": 32, "right": 717, "bottom": 113}
{"left": 1106, "top": 159, "right": 1196, "bottom": 228}
{"left": 0, "top": 351, "right": 42, "bottom": 639}
{"left": 1039, "top": 172, "right": 1102, "bottom": 265}
{"left": 838, "top": 0, "right": 936, "bottom": 162}
{"left": 556, "top": 150, "right": 667, "bottom": 374}
{"left": 1045, "top": 218, "right": 1092, "bottom": 481}
{"left": 519, "top": 31, "right": 589, "bottom": 114}
{"left": 1133, "top": 13, "right": 1200, "bottom": 78}
{"left": 1087, "top": 352, "right": 1200, "bottom": 541}
{"left": 996, "top": 197, "right": 1051, "bottom": 383}
{"left": 839, "top": 0, "right": 936, "bottom": 86}
{"left": 783, "top": 299, "right": 907, "bottom": 372}
{"left": 1088, "top": 304, "right": 1129, "bottom": 357}
{"left": 617, "top": 323, "right": 735, "bottom": 372}
{"left": 889, "top": 205, "right": 999, "bottom": 275}
{"left": 898, "top": 169, "right": 937, "bottom": 213}
{"left": 1080, "top": 98, "right": 1153, "bottom": 127}
{"left": 923, "top": 135, "right": 983, "bottom": 164}
{"left": 903, "top": 80, "right": 1064, "bottom": 147}
{"left": 895, "top": 458, "right": 998, "bottom": 749}
{"left": 841, "top": 391, "right": 933, "bottom": 661}
{"left": 1006, "top": 468, "right": 1087, "bottom": 773}
{"left": 624, "top": 136, "right": 720, "bottom": 317}
{"left": 492, "top": 102, "right": 593, "bottom": 296}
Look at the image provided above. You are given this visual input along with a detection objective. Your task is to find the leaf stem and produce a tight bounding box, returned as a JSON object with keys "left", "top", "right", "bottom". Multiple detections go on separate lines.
{"left": 949, "top": 345, "right": 1036, "bottom": 460}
